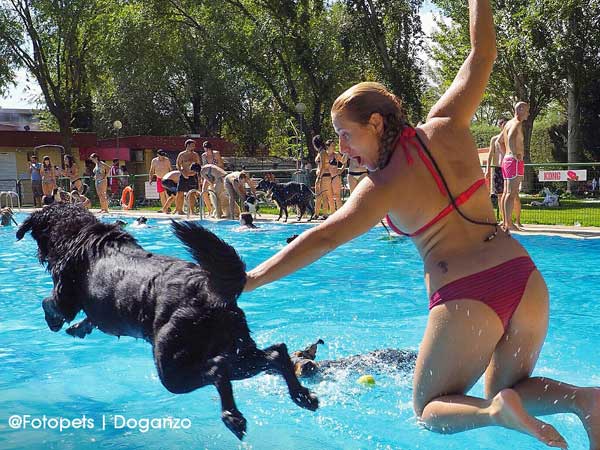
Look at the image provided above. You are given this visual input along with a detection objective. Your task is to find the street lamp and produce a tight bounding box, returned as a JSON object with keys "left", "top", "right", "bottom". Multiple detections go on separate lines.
{"left": 113, "top": 120, "right": 122, "bottom": 156}
{"left": 295, "top": 103, "right": 306, "bottom": 169}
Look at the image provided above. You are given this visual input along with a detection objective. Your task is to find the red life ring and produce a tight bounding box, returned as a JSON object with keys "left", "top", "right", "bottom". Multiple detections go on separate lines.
{"left": 120, "top": 186, "right": 134, "bottom": 210}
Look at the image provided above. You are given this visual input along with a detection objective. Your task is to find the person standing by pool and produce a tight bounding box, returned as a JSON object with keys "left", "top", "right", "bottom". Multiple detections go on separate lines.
{"left": 486, "top": 118, "right": 507, "bottom": 218}
{"left": 28, "top": 155, "right": 43, "bottom": 207}
{"left": 200, "top": 163, "right": 228, "bottom": 218}
{"left": 63, "top": 155, "right": 85, "bottom": 194}
{"left": 224, "top": 171, "right": 257, "bottom": 219}
{"left": 174, "top": 139, "right": 201, "bottom": 215}
{"left": 502, "top": 102, "right": 528, "bottom": 231}
{"left": 149, "top": 149, "right": 173, "bottom": 213}
{"left": 313, "top": 135, "right": 335, "bottom": 218}
{"left": 243, "top": 0, "right": 599, "bottom": 447}
{"left": 41, "top": 156, "right": 57, "bottom": 198}
{"left": 326, "top": 139, "right": 345, "bottom": 211}
{"left": 90, "top": 153, "right": 110, "bottom": 213}
{"left": 346, "top": 155, "right": 368, "bottom": 193}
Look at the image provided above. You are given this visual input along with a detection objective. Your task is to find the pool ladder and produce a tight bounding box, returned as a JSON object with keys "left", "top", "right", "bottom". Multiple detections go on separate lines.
{"left": 184, "top": 189, "right": 216, "bottom": 219}
{"left": 0, "top": 191, "right": 20, "bottom": 210}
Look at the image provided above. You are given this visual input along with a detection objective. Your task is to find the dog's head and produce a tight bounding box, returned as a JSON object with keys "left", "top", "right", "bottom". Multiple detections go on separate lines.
{"left": 257, "top": 179, "right": 274, "bottom": 193}
{"left": 16, "top": 203, "right": 99, "bottom": 264}
{"left": 243, "top": 196, "right": 258, "bottom": 214}
{"left": 135, "top": 216, "right": 148, "bottom": 225}
{"left": 0, "top": 208, "right": 13, "bottom": 227}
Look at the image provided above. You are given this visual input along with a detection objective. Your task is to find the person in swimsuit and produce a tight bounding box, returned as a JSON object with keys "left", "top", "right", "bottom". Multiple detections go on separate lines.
{"left": 63, "top": 155, "right": 84, "bottom": 195}
{"left": 313, "top": 135, "right": 335, "bottom": 218}
{"left": 502, "top": 102, "right": 528, "bottom": 231}
{"left": 345, "top": 154, "right": 368, "bottom": 193}
{"left": 199, "top": 141, "right": 225, "bottom": 216}
{"left": 90, "top": 153, "right": 110, "bottom": 213}
{"left": 149, "top": 149, "right": 173, "bottom": 213}
{"left": 224, "top": 171, "right": 257, "bottom": 219}
{"left": 174, "top": 139, "right": 201, "bottom": 215}
{"left": 199, "top": 163, "right": 228, "bottom": 218}
{"left": 243, "top": 1, "right": 599, "bottom": 447}
{"left": 326, "top": 139, "right": 345, "bottom": 211}
{"left": 41, "top": 156, "right": 57, "bottom": 197}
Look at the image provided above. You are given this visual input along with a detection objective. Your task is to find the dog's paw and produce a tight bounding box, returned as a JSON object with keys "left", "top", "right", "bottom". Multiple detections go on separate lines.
{"left": 65, "top": 320, "right": 94, "bottom": 338}
{"left": 222, "top": 410, "right": 247, "bottom": 440}
{"left": 292, "top": 387, "right": 319, "bottom": 411}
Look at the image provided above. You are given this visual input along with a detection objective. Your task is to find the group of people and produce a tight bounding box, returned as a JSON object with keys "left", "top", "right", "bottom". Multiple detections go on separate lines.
{"left": 149, "top": 140, "right": 257, "bottom": 219}
{"left": 312, "top": 135, "right": 368, "bottom": 218}
{"left": 485, "top": 102, "right": 529, "bottom": 231}
{"left": 28, "top": 154, "right": 91, "bottom": 209}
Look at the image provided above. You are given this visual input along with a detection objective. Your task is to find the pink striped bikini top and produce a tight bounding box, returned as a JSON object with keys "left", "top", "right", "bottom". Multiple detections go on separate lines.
{"left": 385, "top": 127, "right": 486, "bottom": 237}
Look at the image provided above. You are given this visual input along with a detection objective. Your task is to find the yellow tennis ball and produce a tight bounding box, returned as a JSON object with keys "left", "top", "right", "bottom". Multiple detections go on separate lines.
{"left": 357, "top": 374, "right": 376, "bottom": 386}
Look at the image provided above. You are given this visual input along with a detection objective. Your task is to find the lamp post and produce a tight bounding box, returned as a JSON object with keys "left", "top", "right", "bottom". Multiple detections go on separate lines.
{"left": 294, "top": 102, "right": 306, "bottom": 170}
{"left": 113, "top": 120, "right": 122, "bottom": 156}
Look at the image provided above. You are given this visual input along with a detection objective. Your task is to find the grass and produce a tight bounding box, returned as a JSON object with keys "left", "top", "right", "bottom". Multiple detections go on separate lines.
{"left": 501, "top": 197, "right": 600, "bottom": 227}
{"left": 91, "top": 197, "right": 600, "bottom": 227}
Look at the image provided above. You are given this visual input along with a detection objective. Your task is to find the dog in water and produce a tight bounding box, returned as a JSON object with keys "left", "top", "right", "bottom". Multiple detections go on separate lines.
{"left": 256, "top": 179, "right": 315, "bottom": 222}
{"left": 16, "top": 203, "right": 318, "bottom": 439}
{"left": 291, "top": 339, "right": 417, "bottom": 378}
{"left": 1, "top": 207, "right": 15, "bottom": 226}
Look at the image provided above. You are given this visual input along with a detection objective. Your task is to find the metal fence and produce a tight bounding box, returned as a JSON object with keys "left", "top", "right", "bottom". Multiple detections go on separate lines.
{"left": 8, "top": 162, "right": 600, "bottom": 226}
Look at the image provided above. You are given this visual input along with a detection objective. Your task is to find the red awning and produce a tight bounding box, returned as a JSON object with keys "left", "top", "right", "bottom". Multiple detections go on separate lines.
{"left": 79, "top": 147, "right": 130, "bottom": 161}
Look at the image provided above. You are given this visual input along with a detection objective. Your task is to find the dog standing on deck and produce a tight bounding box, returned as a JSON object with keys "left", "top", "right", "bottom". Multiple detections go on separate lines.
{"left": 256, "top": 179, "right": 315, "bottom": 222}
{"left": 16, "top": 203, "right": 318, "bottom": 439}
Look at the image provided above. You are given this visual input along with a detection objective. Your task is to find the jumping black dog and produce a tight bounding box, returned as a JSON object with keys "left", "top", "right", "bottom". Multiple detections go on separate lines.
{"left": 16, "top": 203, "right": 318, "bottom": 439}
{"left": 291, "top": 339, "right": 417, "bottom": 379}
{"left": 256, "top": 179, "right": 315, "bottom": 222}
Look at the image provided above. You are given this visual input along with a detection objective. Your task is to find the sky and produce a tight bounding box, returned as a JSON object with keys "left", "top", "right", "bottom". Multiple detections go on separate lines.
{"left": 0, "top": 1, "right": 444, "bottom": 110}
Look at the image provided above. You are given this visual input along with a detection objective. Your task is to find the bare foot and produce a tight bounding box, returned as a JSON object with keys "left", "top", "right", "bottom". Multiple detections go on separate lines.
{"left": 490, "top": 389, "right": 568, "bottom": 449}
{"left": 576, "top": 387, "right": 600, "bottom": 450}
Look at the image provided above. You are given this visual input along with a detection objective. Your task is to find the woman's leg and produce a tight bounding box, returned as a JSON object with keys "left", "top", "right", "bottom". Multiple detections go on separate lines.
{"left": 332, "top": 176, "right": 342, "bottom": 210}
{"left": 97, "top": 181, "right": 109, "bottom": 212}
{"left": 485, "top": 270, "right": 600, "bottom": 449}
{"left": 201, "top": 179, "right": 213, "bottom": 215}
{"left": 225, "top": 181, "right": 237, "bottom": 219}
{"left": 314, "top": 178, "right": 323, "bottom": 216}
{"left": 414, "top": 297, "right": 566, "bottom": 448}
{"left": 42, "top": 182, "right": 52, "bottom": 196}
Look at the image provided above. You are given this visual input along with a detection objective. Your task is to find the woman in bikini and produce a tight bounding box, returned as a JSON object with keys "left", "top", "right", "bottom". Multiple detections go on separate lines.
{"left": 244, "top": 0, "right": 598, "bottom": 447}
{"left": 90, "top": 153, "right": 110, "bottom": 213}
{"left": 63, "top": 155, "right": 84, "bottom": 194}
{"left": 313, "top": 135, "right": 335, "bottom": 218}
{"left": 326, "top": 139, "right": 345, "bottom": 210}
{"left": 41, "top": 156, "right": 56, "bottom": 197}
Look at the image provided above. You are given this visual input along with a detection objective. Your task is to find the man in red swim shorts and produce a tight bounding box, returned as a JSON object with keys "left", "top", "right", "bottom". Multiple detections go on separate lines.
{"left": 149, "top": 149, "right": 173, "bottom": 213}
{"left": 502, "top": 102, "right": 529, "bottom": 231}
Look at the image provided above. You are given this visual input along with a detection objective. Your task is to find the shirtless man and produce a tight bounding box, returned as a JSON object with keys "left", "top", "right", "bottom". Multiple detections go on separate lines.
{"left": 148, "top": 149, "right": 173, "bottom": 213}
{"left": 174, "top": 139, "right": 201, "bottom": 215}
{"left": 502, "top": 102, "right": 529, "bottom": 231}
{"left": 486, "top": 118, "right": 507, "bottom": 219}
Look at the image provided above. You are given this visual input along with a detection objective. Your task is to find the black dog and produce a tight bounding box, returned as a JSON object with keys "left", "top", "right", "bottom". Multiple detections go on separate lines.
{"left": 291, "top": 339, "right": 417, "bottom": 378}
{"left": 257, "top": 179, "right": 315, "bottom": 222}
{"left": 16, "top": 203, "right": 318, "bottom": 439}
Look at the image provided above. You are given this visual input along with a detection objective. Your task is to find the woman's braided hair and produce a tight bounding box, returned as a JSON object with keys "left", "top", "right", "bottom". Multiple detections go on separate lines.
{"left": 331, "top": 82, "right": 407, "bottom": 170}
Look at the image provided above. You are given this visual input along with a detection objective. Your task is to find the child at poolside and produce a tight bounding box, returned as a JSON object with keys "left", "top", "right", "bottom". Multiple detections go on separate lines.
{"left": 243, "top": 0, "right": 599, "bottom": 447}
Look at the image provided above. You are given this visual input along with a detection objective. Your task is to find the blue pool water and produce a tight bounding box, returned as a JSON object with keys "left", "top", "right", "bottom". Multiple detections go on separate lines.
{"left": 1, "top": 215, "right": 599, "bottom": 450}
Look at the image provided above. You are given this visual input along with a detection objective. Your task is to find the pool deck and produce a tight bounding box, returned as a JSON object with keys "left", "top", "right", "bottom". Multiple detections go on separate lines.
{"left": 13, "top": 207, "right": 600, "bottom": 238}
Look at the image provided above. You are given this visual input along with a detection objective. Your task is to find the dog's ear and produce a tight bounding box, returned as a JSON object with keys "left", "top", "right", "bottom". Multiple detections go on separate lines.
{"left": 16, "top": 216, "right": 33, "bottom": 240}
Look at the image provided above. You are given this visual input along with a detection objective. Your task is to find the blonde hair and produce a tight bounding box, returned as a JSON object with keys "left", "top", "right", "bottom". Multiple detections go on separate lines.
{"left": 332, "top": 82, "right": 407, "bottom": 169}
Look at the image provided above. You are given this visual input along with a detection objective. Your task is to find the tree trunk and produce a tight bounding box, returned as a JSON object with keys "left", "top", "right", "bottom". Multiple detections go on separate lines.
{"left": 567, "top": 72, "right": 581, "bottom": 193}
{"left": 59, "top": 115, "right": 72, "bottom": 157}
{"left": 521, "top": 117, "right": 535, "bottom": 193}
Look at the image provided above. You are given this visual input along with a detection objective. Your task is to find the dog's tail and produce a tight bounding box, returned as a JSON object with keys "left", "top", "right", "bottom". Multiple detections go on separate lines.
{"left": 171, "top": 221, "right": 246, "bottom": 301}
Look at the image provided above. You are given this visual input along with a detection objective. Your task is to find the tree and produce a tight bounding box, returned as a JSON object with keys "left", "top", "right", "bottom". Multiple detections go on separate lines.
{"left": 0, "top": 0, "right": 107, "bottom": 153}
{"left": 342, "top": 0, "right": 425, "bottom": 120}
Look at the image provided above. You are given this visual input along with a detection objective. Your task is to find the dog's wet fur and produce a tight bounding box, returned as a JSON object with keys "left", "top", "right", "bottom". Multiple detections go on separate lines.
{"left": 257, "top": 179, "right": 315, "bottom": 222}
{"left": 291, "top": 339, "right": 417, "bottom": 379}
{"left": 16, "top": 203, "right": 318, "bottom": 439}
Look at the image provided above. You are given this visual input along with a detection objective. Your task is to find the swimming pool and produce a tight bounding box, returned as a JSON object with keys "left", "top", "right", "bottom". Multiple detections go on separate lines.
{"left": 1, "top": 215, "right": 598, "bottom": 449}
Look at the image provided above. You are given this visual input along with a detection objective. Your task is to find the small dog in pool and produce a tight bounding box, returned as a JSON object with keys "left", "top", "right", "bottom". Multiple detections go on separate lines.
{"left": 291, "top": 339, "right": 417, "bottom": 378}
{"left": 16, "top": 203, "right": 318, "bottom": 439}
